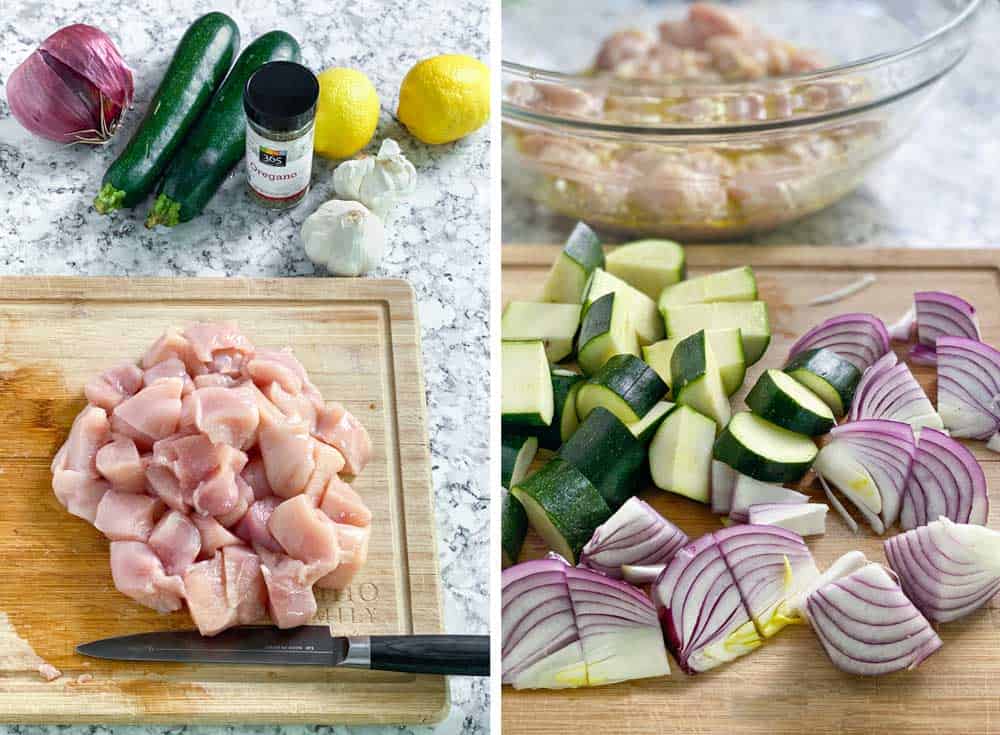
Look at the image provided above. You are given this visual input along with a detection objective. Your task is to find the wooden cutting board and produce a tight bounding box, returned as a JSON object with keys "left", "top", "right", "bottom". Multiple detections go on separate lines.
{"left": 0, "top": 277, "right": 447, "bottom": 725}
{"left": 503, "top": 245, "right": 1000, "bottom": 735}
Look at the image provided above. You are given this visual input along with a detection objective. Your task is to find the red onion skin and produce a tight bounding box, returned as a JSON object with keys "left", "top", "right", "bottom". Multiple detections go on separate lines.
{"left": 899, "top": 428, "right": 988, "bottom": 530}
{"left": 915, "top": 291, "right": 980, "bottom": 346}
{"left": 8, "top": 24, "right": 133, "bottom": 143}
{"left": 936, "top": 336, "right": 1000, "bottom": 439}
{"left": 579, "top": 497, "right": 688, "bottom": 579}
{"left": 787, "top": 313, "right": 890, "bottom": 372}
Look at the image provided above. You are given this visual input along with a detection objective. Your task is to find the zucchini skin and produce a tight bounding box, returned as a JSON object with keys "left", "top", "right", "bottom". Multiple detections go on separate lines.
{"left": 580, "top": 353, "right": 668, "bottom": 422}
{"left": 501, "top": 433, "right": 537, "bottom": 488}
{"left": 558, "top": 407, "right": 647, "bottom": 510}
{"left": 783, "top": 348, "right": 861, "bottom": 417}
{"left": 502, "top": 371, "right": 584, "bottom": 450}
{"left": 95, "top": 12, "right": 240, "bottom": 213}
{"left": 147, "top": 31, "right": 301, "bottom": 226}
{"left": 713, "top": 422, "right": 816, "bottom": 484}
{"left": 745, "top": 370, "right": 834, "bottom": 436}
{"left": 501, "top": 488, "right": 528, "bottom": 567}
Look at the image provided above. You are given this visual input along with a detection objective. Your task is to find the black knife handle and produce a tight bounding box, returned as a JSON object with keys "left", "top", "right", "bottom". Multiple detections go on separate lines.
{"left": 369, "top": 635, "right": 490, "bottom": 676}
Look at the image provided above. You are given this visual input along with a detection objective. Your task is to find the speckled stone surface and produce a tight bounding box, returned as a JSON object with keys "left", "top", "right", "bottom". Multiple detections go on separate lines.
{"left": 503, "top": 5, "right": 1000, "bottom": 248}
{"left": 0, "top": 0, "right": 489, "bottom": 732}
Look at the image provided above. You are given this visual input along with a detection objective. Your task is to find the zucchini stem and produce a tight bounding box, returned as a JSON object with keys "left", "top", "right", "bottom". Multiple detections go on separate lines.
{"left": 93, "top": 183, "right": 126, "bottom": 214}
{"left": 145, "top": 195, "right": 182, "bottom": 228}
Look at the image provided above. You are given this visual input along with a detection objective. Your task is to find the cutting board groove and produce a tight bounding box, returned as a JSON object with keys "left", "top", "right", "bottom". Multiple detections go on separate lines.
{"left": 503, "top": 246, "right": 1000, "bottom": 735}
{"left": 0, "top": 277, "right": 446, "bottom": 725}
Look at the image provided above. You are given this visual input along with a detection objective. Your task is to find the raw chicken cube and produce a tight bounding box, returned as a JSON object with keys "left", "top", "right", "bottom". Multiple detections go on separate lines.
{"left": 183, "top": 554, "right": 238, "bottom": 636}
{"left": 142, "top": 328, "right": 198, "bottom": 374}
{"left": 193, "top": 373, "right": 238, "bottom": 389}
{"left": 193, "top": 466, "right": 239, "bottom": 518}
{"left": 233, "top": 497, "right": 283, "bottom": 553}
{"left": 245, "top": 348, "right": 309, "bottom": 395}
{"left": 316, "top": 523, "right": 371, "bottom": 590}
{"left": 84, "top": 362, "right": 143, "bottom": 411}
{"left": 152, "top": 433, "right": 219, "bottom": 492}
{"left": 257, "top": 549, "right": 318, "bottom": 629}
{"left": 319, "top": 475, "right": 372, "bottom": 528}
{"left": 240, "top": 455, "right": 273, "bottom": 500}
{"left": 216, "top": 475, "right": 255, "bottom": 528}
{"left": 110, "top": 541, "right": 185, "bottom": 613}
{"left": 222, "top": 545, "right": 267, "bottom": 624}
{"left": 52, "top": 470, "right": 110, "bottom": 524}
{"left": 314, "top": 402, "right": 372, "bottom": 476}
{"left": 303, "top": 442, "right": 347, "bottom": 498}
{"left": 59, "top": 405, "right": 111, "bottom": 475}
{"left": 148, "top": 510, "right": 201, "bottom": 576}
{"left": 180, "top": 385, "right": 259, "bottom": 449}
{"left": 94, "top": 491, "right": 164, "bottom": 542}
{"left": 145, "top": 463, "right": 188, "bottom": 512}
{"left": 143, "top": 357, "right": 194, "bottom": 395}
{"left": 183, "top": 322, "right": 254, "bottom": 373}
{"left": 265, "top": 382, "right": 317, "bottom": 429}
{"left": 259, "top": 421, "right": 316, "bottom": 497}
{"left": 268, "top": 495, "right": 340, "bottom": 579}
{"left": 112, "top": 378, "right": 184, "bottom": 448}
{"left": 95, "top": 436, "right": 145, "bottom": 493}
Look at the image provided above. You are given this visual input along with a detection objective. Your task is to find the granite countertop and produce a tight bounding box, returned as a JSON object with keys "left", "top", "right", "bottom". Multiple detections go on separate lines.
{"left": 0, "top": 0, "right": 489, "bottom": 732}
{"left": 503, "top": 6, "right": 1000, "bottom": 248}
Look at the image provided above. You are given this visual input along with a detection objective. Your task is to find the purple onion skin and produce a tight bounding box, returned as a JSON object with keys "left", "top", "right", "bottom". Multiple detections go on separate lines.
{"left": 8, "top": 24, "right": 133, "bottom": 143}
{"left": 787, "top": 313, "right": 890, "bottom": 372}
{"left": 899, "top": 428, "right": 988, "bottom": 530}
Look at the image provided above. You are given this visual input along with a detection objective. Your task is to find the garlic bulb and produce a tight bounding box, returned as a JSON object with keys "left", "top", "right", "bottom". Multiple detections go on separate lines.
{"left": 333, "top": 138, "right": 417, "bottom": 217}
{"left": 301, "top": 200, "right": 385, "bottom": 276}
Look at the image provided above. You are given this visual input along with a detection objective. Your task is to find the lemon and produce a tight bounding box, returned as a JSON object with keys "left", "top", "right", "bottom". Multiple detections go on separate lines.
{"left": 397, "top": 54, "right": 490, "bottom": 145}
{"left": 314, "top": 68, "right": 380, "bottom": 159}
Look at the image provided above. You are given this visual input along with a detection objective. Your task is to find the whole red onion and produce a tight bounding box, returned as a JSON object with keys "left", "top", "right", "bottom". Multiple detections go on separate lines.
{"left": 7, "top": 24, "right": 134, "bottom": 144}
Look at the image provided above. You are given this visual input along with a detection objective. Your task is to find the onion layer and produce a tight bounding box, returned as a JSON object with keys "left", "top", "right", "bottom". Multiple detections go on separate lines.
{"left": 579, "top": 497, "right": 688, "bottom": 579}
{"left": 804, "top": 562, "right": 942, "bottom": 675}
{"left": 787, "top": 313, "right": 890, "bottom": 373}
{"left": 915, "top": 291, "right": 981, "bottom": 347}
{"left": 936, "top": 336, "right": 1000, "bottom": 439}
{"left": 849, "top": 353, "right": 942, "bottom": 430}
{"left": 748, "top": 503, "right": 828, "bottom": 537}
{"left": 728, "top": 476, "right": 808, "bottom": 524}
{"left": 899, "top": 428, "right": 989, "bottom": 530}
{"left": 885, "top": 517, "right": 1000, "bottom": 623}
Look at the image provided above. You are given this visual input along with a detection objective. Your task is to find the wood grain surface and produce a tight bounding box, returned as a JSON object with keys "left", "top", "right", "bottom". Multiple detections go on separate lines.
{"left": 503, "top": 245, "right": 1000, "bottom": 735}
{"left": 0, "top": 277, "right": 447, "bottom": 725}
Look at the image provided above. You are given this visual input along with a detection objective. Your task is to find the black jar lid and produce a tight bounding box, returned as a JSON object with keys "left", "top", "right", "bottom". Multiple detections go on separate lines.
{"left": 244, "top": 61, "right": 319, "bottom": 132}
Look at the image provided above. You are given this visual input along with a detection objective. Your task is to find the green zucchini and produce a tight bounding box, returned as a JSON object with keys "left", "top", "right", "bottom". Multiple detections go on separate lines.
{"left": 501, "top": 434, "right": 539, "bottom": 489}
{"left": 94, "top": 13, "right": 240, "bottom": 213}
{"left": 576, "top": 293, "right": 639, "bottom": 375}
{"left": 558, "top": 407, "right": 647, "bottom": 510}
{"left": 511, "top": 457, "right": 612, "bottom": 562}
{"left": 584, "top": 269, "right": 665, "bottom": 346}
{"left": 540, "top": 222, "right": 604, "bottom": 304}
{"left": 658, "top": 266, "right": 757, "bottom": 306}
{"left": 502, "top": 341, "right": 554, "bottom": 427}
{"left": 745, "top": 369, "right": 835, "bottom": 436}
{"left": 501, "top": 301, "right": 582, "bottom": 363}
{"left": 644, "top": 328, "right": 745, "bottom": 397}
{"left": 649, "top": 404, "right": 716, "bottom": 503}
{"left": 501, "top": 487, "right": 528, "bottom": 568}
{"left": 661, "top": 301, "right": 771, "bottom": 365}
{"left": 535, "top": 369, "right": 585, "bottom": 450}
{"left": 670, "top": 330, "right": 731, "bottom": 428}
{"left": 713, "top": 411, "right": 818, "bottom": 484}
{"left": 604, "top": 239, "right": 685, "bottom": 300}
{"left": 627, "top": 401, "right": 676, "bottom": 443}
{"left": 575, "top": 354, "right": 668, "bottom": 425}
{"left": 146, "top": 31, "right": 301, "bottom": 227}
{"left": 783, "top": 348, "right": 861, "bottom": 418}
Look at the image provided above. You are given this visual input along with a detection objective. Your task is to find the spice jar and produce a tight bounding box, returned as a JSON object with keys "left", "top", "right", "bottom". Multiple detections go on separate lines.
{"left": 243, "top": 61, "right": 319, "bottom": 209}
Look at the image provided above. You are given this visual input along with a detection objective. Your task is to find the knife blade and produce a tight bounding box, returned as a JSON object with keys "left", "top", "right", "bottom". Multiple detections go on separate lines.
{"left": 77, "top": 627, "right": 489, "bottom": 676}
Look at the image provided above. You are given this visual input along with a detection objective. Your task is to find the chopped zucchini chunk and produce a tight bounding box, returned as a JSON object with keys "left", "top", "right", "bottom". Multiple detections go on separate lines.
{"left": 783, "top": 348, "right": 861, "bottom": 418}
{"left": 501, "top": 487, "right": 528, "bottom": 568}
{"left": 649, "top": 405, "right": 717, "bottom": 503}
{"left": 605, "top": 239, "right": 685, "bottom": 300}
{"left": 628, "top": 401, "right": 676, "bottom": 443}
{"left": 714, "top": 412, "right": 817, "bottom": 484}
{"left": 576, "top": 292, "right": 639, "bottom": 375}
{"left": 585, "top": 268, "right": 665, "bottom": 346}
{"left": 576, "top": 354, "right": 668, "bottom": 425}
{"left": 661, "top": 301, "right": 770, "bottom": 365}
{"left": 502, "top": 301, "right": 582, "bottom": 363}
{"left": 502, "top": 340, "right": 554, "bottom": 427}
{"left": 745, "top": 369, "right": 835, "bottom": 436}
{"left": 670, "top": 330, "right": 731, "bottom": 429}
{"left": 541, "top": 222, "right": 604, "bottom": 304}
{"left": 658, "top": 266, "right": 757, "bottom": 307}
{"left": 501, "top": 433, "right": 539, "bottom": 489}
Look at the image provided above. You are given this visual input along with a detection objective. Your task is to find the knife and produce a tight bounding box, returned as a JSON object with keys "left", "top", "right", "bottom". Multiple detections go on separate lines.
{"left": 77, "top": 627, "right": 489, "bottom": 676}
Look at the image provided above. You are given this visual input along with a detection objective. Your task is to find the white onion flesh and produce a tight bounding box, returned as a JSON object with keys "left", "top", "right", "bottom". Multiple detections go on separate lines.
{"left": 915, "top": 291, "right": 981, "bottom": 347}
{"left": 622, "top": 564, "right": 666, "bottom": 585}
{"left": 804, "top": 563, "right": 942, "bottom": 675}
{"left": 652, "top": 534, "right": 762, "bottom": 674}
{"left": 849, "top": 353, "right": 942, "bottom": 430}
{"left": 579, "top": 497, "right": 688, "bottom": 578}
{"left": 787, "top": 550, "right": 870, "bottom": 615}
{"left": 888, "top": 307, "right": 916, "bottom": 342}
{"left": 787, "top": 313, "right": 890, "bottom": 372}
{"left": 899, "top": 428, "right": 989, "bottom": 530}
{"left": 831, "top": 420, "right": 915, "bottom": 529}
{"left": 711, "top": 459, "right": 738, "bottom": 515}
{"left": 728, "top": 476, "right": 808, "bottom": 524}
{"left": 813, "top": 440, "right": 886, "bottom": 534}
{"left": 885, "top": 517, "right": 1000, "bottom": 623}
{"left": 819, "top": 475, "right": 859, "bottom": 534}
{"left": 748, "top": 503, "right": 828, "bottom": 537}
{"left": 714, "top": 525, "right": 819, "bottom": 637}
{"left": 936, "top": 336, "right": 1000, "bottom": 439}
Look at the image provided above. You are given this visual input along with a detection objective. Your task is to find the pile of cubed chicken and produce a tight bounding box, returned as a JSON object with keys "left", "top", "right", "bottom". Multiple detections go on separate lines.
{"left": 50, "top": 322, "right": 372, "bottom": 636}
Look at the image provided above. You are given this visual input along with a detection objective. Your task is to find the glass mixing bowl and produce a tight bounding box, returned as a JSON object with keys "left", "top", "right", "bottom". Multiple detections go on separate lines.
{"left": 503, "top": 0, "right": 987, "bottom": 240}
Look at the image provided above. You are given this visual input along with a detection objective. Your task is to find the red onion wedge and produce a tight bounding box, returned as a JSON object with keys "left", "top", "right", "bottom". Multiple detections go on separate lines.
{"left": 849, "top": 353, "right": 942, "bottom": 430}
{"left": 888, "top": 307, "right": 916, "bottom": 343}
{"left": 787, "top": 313, "right": 890, "bottom": 373}
{"left": 803, "top": 562, "right": 942, "bottom": 675}
{"left": 885, "top": 517, "right": 1000, "bottom": 623}
{"left": 915, "top": 291, "right": 981, "bottom": 347}
{"left": 652, "top": 534, "right": 763, "bottom": 674}
{"left": 729, "top": 476, "right": 808, "bottom": 524}
{"left": 899, "top": 428, "right": 988, "bottom": 530}
{"left": 502, "top": 559, "right": 582, "bottom": 686}
{"left": 813, "top": 420, "right": 916, "bottom": 532}
{"left": 936, "top": 336, "right": 1000, "bottom": 439}
{"left": 714, "top": 525, "right": 819, "bottom": 637}
{"left": 711, "top": 459, "right": 738, "bottom": 515}
{"left": 8, "top": 24, "right": 134, "bottom": 144}
{"left": 579, "top": 497, "right": 688, "bottom": 579}
{"left": 787, "top": 550, "right": 870, "bottom": 615}
{"left": 748, "top": 503, "right": 828, "bottom": 537}
{"left": 622, "top": 564, "right": 666, "bottom": 585}
{"left": 819, "top": 475, "right": 859, "bottom": 534}
{"left": 565, "top": 566, "right": 671, "bottom": 685}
